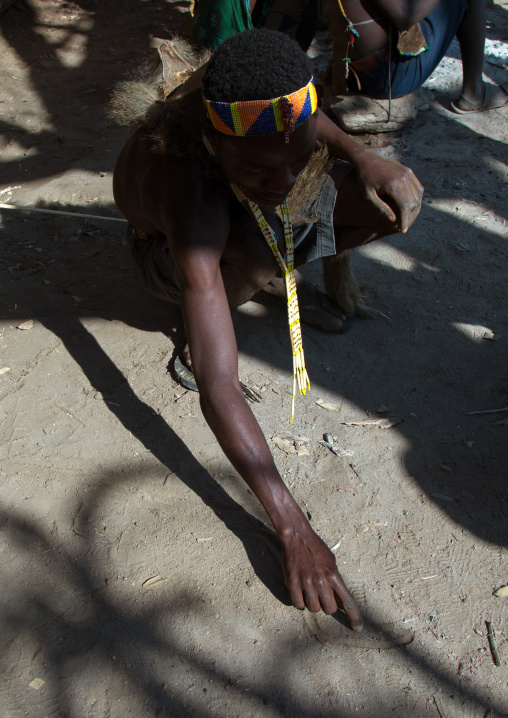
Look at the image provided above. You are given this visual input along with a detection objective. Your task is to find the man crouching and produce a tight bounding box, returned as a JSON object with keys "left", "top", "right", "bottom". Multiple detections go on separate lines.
{"left": 112, "top": 29, "right": 423, "bottom": 628}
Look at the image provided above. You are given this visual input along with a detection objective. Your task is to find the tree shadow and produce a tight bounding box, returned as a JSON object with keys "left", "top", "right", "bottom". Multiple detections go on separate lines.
{"left": 0, "top": 0, "right": 188, "bottom": 187}
{"left": 1, "top": 4, "right": 507, "bottom": 714}
{"left": 1, "top": 501, "right": 505, "bottom": 717}
{"left": 0, "top": 185, "right": 506, "bottom": 548}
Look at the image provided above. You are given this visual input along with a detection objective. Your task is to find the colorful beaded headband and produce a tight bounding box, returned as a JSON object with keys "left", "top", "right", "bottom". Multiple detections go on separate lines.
{"left": 203, "top": 78, "right": 318, "bottom": 143}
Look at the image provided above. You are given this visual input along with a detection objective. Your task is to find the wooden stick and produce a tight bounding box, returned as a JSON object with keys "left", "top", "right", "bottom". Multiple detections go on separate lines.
{"left": 0, "top": 202, "right": 127, "bottom": 223}
{"left": 433, "top": 694, "right": 447, "bottom": 718}
{"left": 466, "top": 406, "right": 508, "bottom": 416}
{"left": 486, "top": 621, "right": 501, "bottom": 667}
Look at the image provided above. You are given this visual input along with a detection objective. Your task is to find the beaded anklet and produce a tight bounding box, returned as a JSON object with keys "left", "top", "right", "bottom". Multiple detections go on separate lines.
{"left": 201, "top": 132, "right": 310, "bottom": 422}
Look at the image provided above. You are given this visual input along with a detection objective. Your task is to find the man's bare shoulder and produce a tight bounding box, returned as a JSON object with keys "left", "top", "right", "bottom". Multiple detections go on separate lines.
{"left": 113, "top": 127, "right": 230, "bottom": 238}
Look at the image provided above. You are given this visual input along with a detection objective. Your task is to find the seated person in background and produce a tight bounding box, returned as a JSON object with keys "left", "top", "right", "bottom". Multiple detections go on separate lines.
{"left": 192, "top": 0, "right": 319, "bottom": 52}
{"left": 111, "top": 29, "right": 422, "bottom": 622}
{"left": 321, "top": 0, "right": 508, "bottom": 113}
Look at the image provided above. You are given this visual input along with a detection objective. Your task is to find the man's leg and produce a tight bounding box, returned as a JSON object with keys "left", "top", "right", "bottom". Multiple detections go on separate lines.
{"left": 455, "top": 0, "right": 508, "bottom": 110}
{"left": 264, "top": 160, "right": 404, "bottom": 330}
{"left": 219, "top": 206, "right": 281, "bottom": 308}
{"left": 322, "top": 167, "right": 405, "bottom": 316}
{"left": 223, "top": 204, "right": 351, "bottom": 331}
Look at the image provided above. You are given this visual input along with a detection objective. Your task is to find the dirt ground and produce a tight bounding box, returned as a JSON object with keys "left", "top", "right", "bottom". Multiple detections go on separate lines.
{"left": 0, "top": 1, "right": 507, "bottom": 716}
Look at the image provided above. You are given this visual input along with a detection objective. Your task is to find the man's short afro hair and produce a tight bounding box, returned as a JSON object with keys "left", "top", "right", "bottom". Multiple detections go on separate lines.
{"left": 202, "top": 28, "right": 313, "bottom": 103}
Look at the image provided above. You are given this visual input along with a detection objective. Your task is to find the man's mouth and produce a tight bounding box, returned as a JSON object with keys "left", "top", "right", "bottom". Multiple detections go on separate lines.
{"left": 255, "top": 193, "right": 287, "bottom": 207}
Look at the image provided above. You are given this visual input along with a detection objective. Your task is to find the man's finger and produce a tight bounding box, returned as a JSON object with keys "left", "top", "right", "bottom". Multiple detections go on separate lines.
{"left": 397, "top": 195, "right": 419, "bottom": 234}
{"left": 332, "top": 578, "right": 363, "bottom": 632}
{"left": 317, "top": 586, "right": 339, "bottom": 616}
{"left": 365, "top": 188, "right": 397, "bottom": 224}
{"left": 302, "top": 586, "right": 322, "bottom": 613}
{"left": 397, "top": 175, "right": 424, "bottom": 233}
{"left": 287, "top": 581, "right": 305, "bottom": 611}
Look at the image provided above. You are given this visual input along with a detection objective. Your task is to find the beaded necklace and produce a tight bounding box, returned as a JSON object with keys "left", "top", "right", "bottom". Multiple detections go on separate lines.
{"left": 202, "top": 132, "right": 310, "bottom": 422}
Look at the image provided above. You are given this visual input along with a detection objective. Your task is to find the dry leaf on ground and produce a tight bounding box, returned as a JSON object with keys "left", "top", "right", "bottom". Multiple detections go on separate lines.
{"left": 342, "top": 418, "right": 401, "bottom": 429}
{"left": 142, "top": 575, "right": 169, "bottom": 590}
{"left": 482, "top": 329, "right": 502, "bottom": 341}
{"left": 272, "top": 436, "right": 296, "bottom": 454}
{"left": 493, "top": 585, "right": 508, "bottom": 598}
{"left": 277, "top": 432, "right": 310, "bottom": 443}
{"left": 29, "top": 678, "right": 45, "bottom": 690}
{"left": 17, "top": 319, "right": 34, "bottom": 330}
{"left": 315, "top": 398, "right": 342, "bottom": 413}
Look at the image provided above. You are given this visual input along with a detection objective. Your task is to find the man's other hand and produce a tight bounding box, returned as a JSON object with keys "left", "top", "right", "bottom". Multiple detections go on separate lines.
{"left": 355, "top": 152, "right": 423, "bottom": 234}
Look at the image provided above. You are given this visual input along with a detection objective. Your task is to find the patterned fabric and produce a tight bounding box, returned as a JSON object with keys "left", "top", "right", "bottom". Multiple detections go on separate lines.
{"left": 193, "top": 0, "right": 253, "bottom": 51}
{"left": 203, "top": 79, "right": 318, "bottom": 141}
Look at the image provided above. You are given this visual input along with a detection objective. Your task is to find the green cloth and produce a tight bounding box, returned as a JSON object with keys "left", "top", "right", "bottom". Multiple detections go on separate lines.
{"left": 193, "top": 0, "right": 253, "bottom": 50}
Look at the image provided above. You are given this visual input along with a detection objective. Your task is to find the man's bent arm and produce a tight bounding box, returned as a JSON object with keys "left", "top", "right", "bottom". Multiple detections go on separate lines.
{"left": 316, "top": 108, "right": 423, "bottom": 233}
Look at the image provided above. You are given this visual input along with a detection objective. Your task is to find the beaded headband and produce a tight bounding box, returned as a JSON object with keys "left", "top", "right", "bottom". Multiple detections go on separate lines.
{"left": 203, "top": 79, "right": 318, "bottom": 143}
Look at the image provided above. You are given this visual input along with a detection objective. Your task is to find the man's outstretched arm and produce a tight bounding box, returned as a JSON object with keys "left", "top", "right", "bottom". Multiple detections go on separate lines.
{"left": 169, "top": 213, "right": 362, "bottom": 629}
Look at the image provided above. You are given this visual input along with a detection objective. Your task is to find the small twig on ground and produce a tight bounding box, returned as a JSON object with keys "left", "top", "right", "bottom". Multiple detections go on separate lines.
{"left": 491, "top": 417, "right": 508, "bottom": 426}
{"left": 356, "top": 304, "right": 390, "bottom": 320}
{"left": 433, "top": 693, "right": 447, "bottom": 717}
{"left": 486, "top": 621, "right": 501, "bottom": 667}
{"left": 465, "top": 406, "right": 508, "bottom": 416}
{"left": 73, "top": 529, "right": 110, "bottom": 545}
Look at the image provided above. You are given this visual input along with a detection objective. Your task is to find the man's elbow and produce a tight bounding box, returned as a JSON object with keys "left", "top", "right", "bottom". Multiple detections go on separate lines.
{"left": 198, "top": 373, "right": 243, "bottom": 416}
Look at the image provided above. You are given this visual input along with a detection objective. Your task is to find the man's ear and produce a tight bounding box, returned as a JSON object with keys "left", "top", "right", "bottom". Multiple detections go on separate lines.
{"left": 202, "top": 116, "right": 216, "bottom": 142}
{"left": 202, "top": 116, "right": 225, "bottom": 152}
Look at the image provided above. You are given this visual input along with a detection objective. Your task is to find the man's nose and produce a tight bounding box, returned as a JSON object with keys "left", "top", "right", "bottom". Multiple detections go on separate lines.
{"left": 263, "top": 165, "right": 295, "bottom": 194}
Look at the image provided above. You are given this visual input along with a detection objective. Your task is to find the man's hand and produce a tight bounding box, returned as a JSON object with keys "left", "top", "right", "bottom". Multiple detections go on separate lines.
{"left": 280, "top": 523, "right": 363, "bottom": 630}
{"left": 316, "top": 108, "right": 423, "bottom": 235}
{"left": 353, "top": 151, "right": 424, "bottom": 234}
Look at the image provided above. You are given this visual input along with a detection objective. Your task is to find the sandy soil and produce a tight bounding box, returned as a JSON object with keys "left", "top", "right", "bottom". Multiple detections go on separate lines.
{"left": 0, "top": 1, "right": 507, "bottom": 716}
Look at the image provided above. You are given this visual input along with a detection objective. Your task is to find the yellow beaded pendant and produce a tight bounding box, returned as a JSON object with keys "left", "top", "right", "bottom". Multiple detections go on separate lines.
{"left": 202, "top": 133, "right": 310, "bottom": 421}
{"left": 229, "top": 185, "right": 310, "bottom": 422}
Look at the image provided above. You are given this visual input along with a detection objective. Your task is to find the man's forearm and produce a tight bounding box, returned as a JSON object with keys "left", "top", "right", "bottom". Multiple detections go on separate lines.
{"left": 199, "top": 379, "right": 309, "bottom": 536}
{"left": 316, "top": 108, "right": 370, "bottom": 165}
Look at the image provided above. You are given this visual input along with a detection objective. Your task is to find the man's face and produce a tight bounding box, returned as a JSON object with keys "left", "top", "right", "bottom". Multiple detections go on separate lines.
{"left": 209, "top": 114, "right": 317, "bottom": 208}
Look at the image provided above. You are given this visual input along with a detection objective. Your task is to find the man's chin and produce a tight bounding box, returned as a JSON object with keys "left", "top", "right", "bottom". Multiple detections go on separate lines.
{"left": 252, "top": 194, "right": 287, "bottom": 208}
{"left": 233, "top": 184, "right": 287, "bottom": 208}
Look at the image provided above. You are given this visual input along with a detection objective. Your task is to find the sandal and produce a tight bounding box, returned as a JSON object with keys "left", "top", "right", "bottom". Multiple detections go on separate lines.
{"left": 451, "top": 83, "right": 508, "bottom": 114}
{"left": 174, "top": 356, "right": 262, "bottom": 402}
